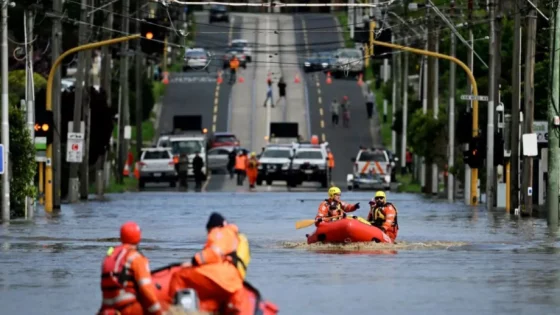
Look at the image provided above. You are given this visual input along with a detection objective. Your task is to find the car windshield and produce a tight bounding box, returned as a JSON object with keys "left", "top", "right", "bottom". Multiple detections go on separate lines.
{"left": 211, "top": 5, "right": 227, "bottom": 11}
{"left": 338, "top": 50, "right": 360, "bottom": 59}
{"left": 143, "top": 150, "right": 170, "bottom": 160}
{"left": 215, "top": 135, "right": 237, "bottom": 143}
{"left": 158, "top": 139, "right": 170, "bottom": 147}
{"left": 171, "top": 140, "right": 204, "bottom": 155}
{"left": 295, "top": 150, "right": 323, "bottom": 159}
{"left": 232, "top": 42, "right": 247, "bottom": 48}
{"left": 358, "top": 151, "right": 387, "bottom": 162}
{"left": 262, "top": 149, "right": 291, "bottom": 158}
{"left": 318, "top": 52, "right": 331, "bottom": 58}
{"left": 186, "top": 51, "right": 206, "bottom": 58}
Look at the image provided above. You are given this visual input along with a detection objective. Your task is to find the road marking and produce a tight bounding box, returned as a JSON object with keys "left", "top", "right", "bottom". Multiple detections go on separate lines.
{"left": 322, "top": 133, "right": 326, "bottom": 142}
{"left": 320, "top": 120, "right": 324, "bottom": 128}
{"left": 316, "top": 81, "right": 320, "bottom": 87}
{"left": 214, "top": 106, "right": 218, "bottom": 114}
{"left": 213, "top": 115, "right": 217, "bottom": 123}
{"left": 318, "top": 96, "right": 322, "bottom": 104}
{"left": 317, "top": 87, "right": 321, "bottom": 95}
{"left": 319, "top": 108, "right": 323, "bottom": 116}
{"left": 229, "top": 17, "right": 235, "bottom": 43}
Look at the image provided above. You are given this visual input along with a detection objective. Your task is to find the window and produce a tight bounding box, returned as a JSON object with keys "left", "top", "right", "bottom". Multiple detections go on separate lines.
{"left": 208, "top": 149, "right": 229, "bottom": 156}
{"left": 186, "top": 51, "right": 206, "bottom": 58}
{"left": 262, "top": 149, "right": 291, "bottom": 158}
{"left": 295, "top": 150, "right": 323, "bottom": 159}
{"left": 358, "top": 151, "right": 387, "bottom": 162}
{"left": 143, "top": 150, "right": 170, "bottom": 160}
{"left": 215, "top": 135, "right": 237, "bottom": 143}
{"left": 232, "top": 42, "right": 247, "bottom": 48}
{"left": 171, "top": 140, "right": 203, "bottom": 155}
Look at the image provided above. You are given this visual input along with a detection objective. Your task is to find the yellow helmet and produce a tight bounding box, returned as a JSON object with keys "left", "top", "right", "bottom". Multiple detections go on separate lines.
{"left": 375, "top": 191, "right": 386, "bottom": 199}
{"left": 328, "top": 186, "right": 341, "bottom": 198}
{"left": 250, "top": 152, "right": 256, "bottom": 157}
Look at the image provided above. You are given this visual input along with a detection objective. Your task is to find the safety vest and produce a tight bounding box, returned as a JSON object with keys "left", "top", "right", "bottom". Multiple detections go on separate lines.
{"left": 327, "top": 153, "right": 335, "bottom": 168}
{"left": 235, "top": 155, "right": 246, "bottom": 170}
{"left": 100, "top": 245, "right": 141, "bottom": 309}
{"left": 369, "top": 203, "right": 399, "bottom": 229}
{"left": 230, "top": 59, "right": 239, "bottom": 69}
{"left": 324, "top": 199, "right": 343, "bottom": 218}
{"left": 227, "top": 233, "right": 251, "bottom": 280}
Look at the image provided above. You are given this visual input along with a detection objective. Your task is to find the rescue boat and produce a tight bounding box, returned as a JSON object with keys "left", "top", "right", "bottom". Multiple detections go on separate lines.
{"left": 306, "top": 218, "right": 393, "bottom": 244}
{"left": 151, "top": 263, "right": 279, "bottom": 315}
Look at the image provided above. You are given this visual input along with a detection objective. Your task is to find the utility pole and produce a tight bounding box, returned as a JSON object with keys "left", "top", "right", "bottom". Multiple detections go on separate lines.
{"left": 448, "top": 0, "right": 456, "bottom": 201}
{"left": 117, "top": 0, "right": 130, "bottom": 184}
{"left": 391, "top": 33, "right": 397, "bottom": 153}
{"left": 135, "top": 0, "right": 144, "bottom": 168}
{"left": 400, "top": 38, "right": 409, "bottom": 173}
{"left": 510, "top": 0, "right": 522, "bottom": 210}
{"left": 421, "top": 2, "right": 429, "bottom": 191}
{"left": 25, "top": 9, "right": 35, "bottom": 218}
{"left": 98, "top": 0, "right": 113, "bottom": 196}
{"left": 68, "top": 0, "right": 88, "bottom": 203}
{"left": 431, "top": 27, "right": 439, "bottom": 196}
{"left": 464, "top": 0, "right": 474, "bottom": 205}
{"left": 1, "top": 0, "right": 10, "bottom": 223}
{"left": 522, "top": 0, "right": 538, "bottom": 215}
{"left": 52, "top": 0, "right": 62, "bottom": 210}
{"left": 486, "top": 0, "right": 498, "bottom": 209}
{"left": 547, "top": 1, "right": 560, "bottom": 227}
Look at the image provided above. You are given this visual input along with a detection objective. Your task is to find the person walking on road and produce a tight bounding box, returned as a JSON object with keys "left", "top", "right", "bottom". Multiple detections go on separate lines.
{"left": 192, "top": 151, "right": 205, "bottom": 191}
{"left": 263, "top": 78, "right": 274, "bottom": 108}
{"left": 365, "top": 90, "right": 375, "bottom": 119}
{"left": 330, "top": 98, "right": 340, "bottom": 127}
{"left": 276, "top": 77, "right": 287, "bottom": 107}
{"left": 341, "top": 96, "right": 351, "bottom": 128}
{"left": 227, "top": 149, "right": 237, "bottom": 179}
{"left": 234, "top": 151, "right": 248, "bottom": 186}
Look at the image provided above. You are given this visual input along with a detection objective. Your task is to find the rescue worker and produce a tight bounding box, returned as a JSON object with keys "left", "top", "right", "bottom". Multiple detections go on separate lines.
{"left": 246, "top": 152, "right": 259, "bottom": 189}
{"left": 227, "top": 149, "right": 237, "bottom": 179}
{"left": 327, "top": 149, "right": 335, "bottom": 179}
{"left": 168, "top": 213, "right": 245, "bottom": 314}
{"left": 234, "top": 150, "right": 247, "bottom": 186}
{"left": 99, "top": 222, "right": 162, "bottom": 315}
{"left": 367, "top": 191, "right": 399, "bottom": 242}
{"left": 229, "top": 55, "right": 239, "bottom": 84}
{"left": 175, "top": 153, "right": 189, "bottom": 189}
{"left": 315, "top": 186, "right": 360, "bottom": 226}
{"left": 192, "top": 151, "right": 204, "bottom": 190}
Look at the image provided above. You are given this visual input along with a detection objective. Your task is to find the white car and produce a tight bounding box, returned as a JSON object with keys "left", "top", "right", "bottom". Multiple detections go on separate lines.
{"left": 168, "top": 134, "right": 209, "bottom": 178}
{"left": 184, "top": 48, "right": 211, "bottom": 71}
{"left": 138, "top": 148, "right": 177, "bottom": 189}
{"left": 231, "top": 39, "right": 252, "bottom": 62}
{"left": 347, "top": 148, "right": 392, "bottom": 191}
{"left": 288, "top": 142, "right": 329, "bottom": 188}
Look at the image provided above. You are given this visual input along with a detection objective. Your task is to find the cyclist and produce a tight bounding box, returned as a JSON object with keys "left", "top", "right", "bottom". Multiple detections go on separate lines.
{"left": 229, "top": 55, "right": 239, "bottom": 84}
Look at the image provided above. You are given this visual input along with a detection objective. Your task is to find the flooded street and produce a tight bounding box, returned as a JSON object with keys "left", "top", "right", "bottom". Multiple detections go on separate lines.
{"left": 2, "top": 191, "right": 560, "bottom": 314}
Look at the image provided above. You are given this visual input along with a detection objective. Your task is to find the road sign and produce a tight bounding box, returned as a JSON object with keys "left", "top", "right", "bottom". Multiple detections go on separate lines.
{"left": 534, "top": 121, "right": 548, "bottom": 143}
{"left": 0, "top": 144, "right": 4, "bottom": 175}
{"left": 66, "top": 132, "right": 84, "bottom": 163}
{"left": 461, "top": 94, "right": 489, "bottom": 101}
{"left": 35, "top": 137, "right": 47, "bottom": 162}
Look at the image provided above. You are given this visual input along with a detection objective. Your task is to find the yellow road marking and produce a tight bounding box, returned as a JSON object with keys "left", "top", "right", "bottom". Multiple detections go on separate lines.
{"left": 320, "top": 120, "right": 324, "bottom": 128}
{"left": 318, "top": 96, "right": 322, "bottom": 104}
{"left": 321, "top": 133, "right": 326, "bottom": 142}
{"left": 319, "top": 108, "right": 323, "bottom": 116}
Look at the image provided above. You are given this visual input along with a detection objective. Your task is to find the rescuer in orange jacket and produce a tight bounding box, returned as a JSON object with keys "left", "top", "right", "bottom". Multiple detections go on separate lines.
{"left": 234, "top": 151, "right": 248, "bottom": 186}
{"left": 246, "top": 152, "right": 259, "bottom": 189}
{"left": 367, "top": 191, "right": 399, "bottom": 241}
{"left": 168, "top": 213, "right": 245, "bottom": 314}
{"left": 327, "top": 149, "right": 335, "bottom": 179}
{"left": 315, "top": 186, "right": 360, "bottom": 226}
{"left": 98, "top": 222, "right": 163, "bottom": 315}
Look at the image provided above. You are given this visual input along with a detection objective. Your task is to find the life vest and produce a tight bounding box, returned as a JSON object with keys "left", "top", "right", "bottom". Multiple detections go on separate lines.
{"left": 324, "top": 199, "right": 343, "bottom": 217}
{"left": 247, "top": 158, "right": 258, "bottom": 169}
{"left": 100, "top": 245, "right": 141, "bottom": 309}
{"left": 235, "top": 155, "right": 246, "bottom": 170}
{"left": 370, "top": 203, "right": 398, "bottom": 229}
{"left": 227, "top": 233, "right": 251, "bottom": 280}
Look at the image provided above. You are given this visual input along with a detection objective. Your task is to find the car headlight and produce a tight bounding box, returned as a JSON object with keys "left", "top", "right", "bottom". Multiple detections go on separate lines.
{"left": 304, "top": 62, "right": 310, "bottom": 67}
{"left": 282, "top": 163, "right": 290, "bottom": 170}
{"left": 258, "top": 165, "right": 263, "bottom": 170}
{"left": 321, "top": 62, "right": 328, "bottom": 67}
{"left": 384, "top": 175, "right": 391, "bottom": 183}
{"left": 318, "top": 164, "right": 326, "bottom": 170}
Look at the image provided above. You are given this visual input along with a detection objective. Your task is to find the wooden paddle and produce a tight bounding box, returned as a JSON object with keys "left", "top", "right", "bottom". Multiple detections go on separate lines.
{"left": 295, "top": 215, "right": 371, "bottom": 229}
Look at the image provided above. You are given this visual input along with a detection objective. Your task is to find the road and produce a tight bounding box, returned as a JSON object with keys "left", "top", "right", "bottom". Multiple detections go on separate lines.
{"left": 296, "top": 14, "right": 379, "bottom": 189}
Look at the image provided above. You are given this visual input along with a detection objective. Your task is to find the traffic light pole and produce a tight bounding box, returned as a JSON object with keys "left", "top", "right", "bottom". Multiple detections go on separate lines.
{"left": 1, "top": 0, "right": 10, "bottom": 223}
{"left": 44, "top": 34, "right": 141, "bottom": 212}
{"left": 370, "top": 38, "right": 481, "bottom": 206}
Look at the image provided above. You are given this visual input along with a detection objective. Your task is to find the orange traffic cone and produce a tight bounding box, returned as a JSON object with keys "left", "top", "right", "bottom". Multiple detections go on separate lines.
{"left": 326, "top": 72, "right": 332, "bottom": 84}
{"left": 217, "top": 71, "right": 223, "bottom": 84}
{"left": 133, "top": 162, "right": 140, "bottom": 179}
{"left": 123, "top": 160, "right": 130, "bottom": 177}
{"left": 238, "top": 75, "right": 245, "bottom": 83}
{"left": 357, "top": 73, "right": 364, "bottom": 86}
{"left": 294, "top": 73, "right": 301, "bottom": 83}
{"left": 162, "top": 71, "right": 169, "bottom": 85}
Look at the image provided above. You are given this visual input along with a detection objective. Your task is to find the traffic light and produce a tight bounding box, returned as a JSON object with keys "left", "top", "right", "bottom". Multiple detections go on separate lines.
{"left": 464, "top": 135, "right": 485, "bottom": 169}
{"left": 140, "top": 18, "right": 167, "bottom": 55}
{"left": 35, "top": 110, "right": 54, "bottom": 144}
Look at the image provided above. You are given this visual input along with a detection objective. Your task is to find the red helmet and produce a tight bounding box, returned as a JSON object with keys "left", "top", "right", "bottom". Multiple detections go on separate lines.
{"left": 120, "top": 221, "right": 141, "bottom": 245}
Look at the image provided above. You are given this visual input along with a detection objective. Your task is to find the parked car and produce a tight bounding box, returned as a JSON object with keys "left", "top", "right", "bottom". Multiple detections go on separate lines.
{"left": 231, "top": 39, "right": 252, "bottom": 62}
{"left": 208, "top": 132, "right": 240, "bottom": 148}
{"left": 209, "top": 4, "right": 229, "bottom": 23}
{"left": 347, "top": 147, "right": 392, "bottom": 191}
{"left": 303, "top": 51, "right": 335, "bottom": 73}
{"left": 331, "top": 48, "right": 364, "bottom": 78}
{"left": 183, "top": 48, "right": 211, "bottom": 72}
{"left": 207, "top": 146, "right": 248, "bottom": 173}
{"left": 287, "top": 143, "right": 329, "bottom": 188}
{"left": 138, "top": 148, "right": 177, "bottom": 189}
{"left": 223, "top": 48, "right": 247, "bottom": 69}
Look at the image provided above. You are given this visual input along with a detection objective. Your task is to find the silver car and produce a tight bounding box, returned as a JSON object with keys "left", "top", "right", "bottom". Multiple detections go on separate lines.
{"left": 183, "top": 48, "right": 211, "bottom": 71}
{"left": 207, "top": 146, "right": 248, "bottom": 173}
{"left": 332, "top": 48, "right": 364, "bottom": 78}
{"left": 138, "top": 148, "right": 177, "bottom": 189}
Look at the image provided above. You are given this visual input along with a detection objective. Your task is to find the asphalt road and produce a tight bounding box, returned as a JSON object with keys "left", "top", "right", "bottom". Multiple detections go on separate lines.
{"left": 297, "top": 14, "right": 374, "bottom": 189}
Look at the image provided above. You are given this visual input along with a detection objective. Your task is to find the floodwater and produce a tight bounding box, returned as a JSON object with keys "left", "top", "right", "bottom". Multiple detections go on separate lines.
{"left": 1, "top": 191, "right": 560, "bottom": 315}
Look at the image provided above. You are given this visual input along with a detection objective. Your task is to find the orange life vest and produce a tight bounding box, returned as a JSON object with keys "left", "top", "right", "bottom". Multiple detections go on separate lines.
{"left": 100, "top": 245, "right": 141, "bottom": 309}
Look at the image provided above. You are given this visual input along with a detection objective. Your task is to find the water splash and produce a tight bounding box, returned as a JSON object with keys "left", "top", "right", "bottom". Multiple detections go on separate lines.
{"left": 278, "top": 241, "right": 469, "bottom": 251}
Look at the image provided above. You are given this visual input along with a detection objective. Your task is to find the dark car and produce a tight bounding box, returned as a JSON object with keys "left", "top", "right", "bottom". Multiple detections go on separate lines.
{"left": 209, "top": 132, "right": 240, "bottom": 148}
{"left": 209, "top": 5, "right": 229, "bottom": 23}
{"left": 222, "top": 48, "right": 247, "bottom": 69}
{"left": 303, "top": 51, "right": 335, "bottom": 73}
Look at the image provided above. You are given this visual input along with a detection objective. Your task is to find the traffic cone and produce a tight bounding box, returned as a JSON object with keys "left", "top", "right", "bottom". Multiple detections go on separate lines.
{"left": 357, "top": 73, "right": 363, "bottom": 86}
{"left": 217, "top": 71, "right": 223, "bottom": 84}
{"left": 238, "top": 75, "right": 245, "bottom": 83}
{"left": 294, "top": 73, "right": 301, "bottom": 83}
{"left": 133, "top": 162, "right": 140, "bottom": 180}
{"left": 123, "top": 160, "right": 130, "bottom": 177}
{"left": 162, "top": 71, "right": 169, "bottom": 85}
{"left": 326, "top": 72, "right": 332, "bottom": 84}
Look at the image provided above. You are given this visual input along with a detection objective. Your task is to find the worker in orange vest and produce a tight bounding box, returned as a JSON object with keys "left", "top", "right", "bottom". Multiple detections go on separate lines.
{"left": 246, "top": 152, "right": 259, "bottom": 189}
{"left": 234, "top": 150, "right": 248, "bottom": 186}
{"left": 327, "top": 149, "right": 335, "bottom": 179}
{"left": 98, "top": 222, "right": 163, "bottom": 315}
{"left": 310, "top": 135, "right": 319, "bottom": 144}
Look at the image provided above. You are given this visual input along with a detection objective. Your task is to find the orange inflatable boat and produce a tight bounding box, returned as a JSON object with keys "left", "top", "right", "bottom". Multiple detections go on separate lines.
{"left": 306, "top": 218, "right": 393, "bottom": 244}
{"left": 151, "top": 263, "right": 279, "bottom": 315}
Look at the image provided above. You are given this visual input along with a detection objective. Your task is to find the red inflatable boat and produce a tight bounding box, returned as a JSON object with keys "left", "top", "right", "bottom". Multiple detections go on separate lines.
{"left": 151, "top": 264, "right": 279, "bottom": 315}
{"left": 306, "top": 218, "right": 393, "bottom": 244}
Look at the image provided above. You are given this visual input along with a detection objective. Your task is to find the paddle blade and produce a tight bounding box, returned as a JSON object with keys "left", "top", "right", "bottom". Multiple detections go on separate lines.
{"left": 295, "top": 219, "right": 316, "bottom": 229}
{"left": 352, "top": 216, "right": 371, "bottom": 225}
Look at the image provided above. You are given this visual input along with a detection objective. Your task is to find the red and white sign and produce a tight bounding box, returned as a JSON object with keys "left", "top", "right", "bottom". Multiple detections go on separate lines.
{"left": 66, "top": 132, "right": 84, "bottom": 163}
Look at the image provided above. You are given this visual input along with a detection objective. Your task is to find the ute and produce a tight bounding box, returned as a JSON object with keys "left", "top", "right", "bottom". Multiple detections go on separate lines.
{"left": 287, "top": 142, "right": 330, "bottom": 188}
{"left": 347, "top": 147, "right": 393, "bottom": 191}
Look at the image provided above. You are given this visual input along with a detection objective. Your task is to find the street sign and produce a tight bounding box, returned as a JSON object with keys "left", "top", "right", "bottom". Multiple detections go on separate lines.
{"left": 461, "top": 94, "right": 489, "bottom": 101}
{"left": 66, "top": 132, "right": 84, "bottom": 163}
{"left": 35, "top": 137, "right": 47, "bottom": 162}
{"left": 0, "top": 144, "right": 4, "bottom": 175}
{"left": 534, "top": 121, "right": 548, "bottom": 143}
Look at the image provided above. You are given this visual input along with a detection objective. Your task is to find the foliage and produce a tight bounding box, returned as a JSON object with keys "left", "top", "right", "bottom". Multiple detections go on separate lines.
{"left": 407, "top": 108, "right": 448, "bottom": 167}
{"left": 111, "top": 63, "right": 155, "bottom": 123}
{"left": 8, "top": 70, "right": 47, "bottom": 107}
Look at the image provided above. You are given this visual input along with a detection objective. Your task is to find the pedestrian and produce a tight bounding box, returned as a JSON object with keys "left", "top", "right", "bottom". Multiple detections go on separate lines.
{"left": 365, "top": 89, "right": 375, "bottom": 119}
{"left": 227, "top": 149, "right": 236, "bottom": 179}
{"left": 234, "top": 151, "right": 247, "bottom": 186}
{"left": 263, "top": 78, "right": 274, "bottom": 108}
{"left": 341, "top": 96, "right": 350, "bottom": 128}
{"left": 192, "top": 151, "right": 205, "bottom": 190}
{"left": 276, "top": 77, "right": 287, "bottom": 106}
{"left": 175, "top": 153, "right": 189, "bottom": 189}
{"left": 330, "top": 98, "right": 340, "bottom": 126}
{"left": 406, "top": 148, "right": 413, "bottom": 174}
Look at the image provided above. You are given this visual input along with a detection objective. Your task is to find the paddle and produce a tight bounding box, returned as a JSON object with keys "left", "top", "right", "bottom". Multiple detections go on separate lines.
{"left": 295, "top": 215, "right": 371, "bottom": 229}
